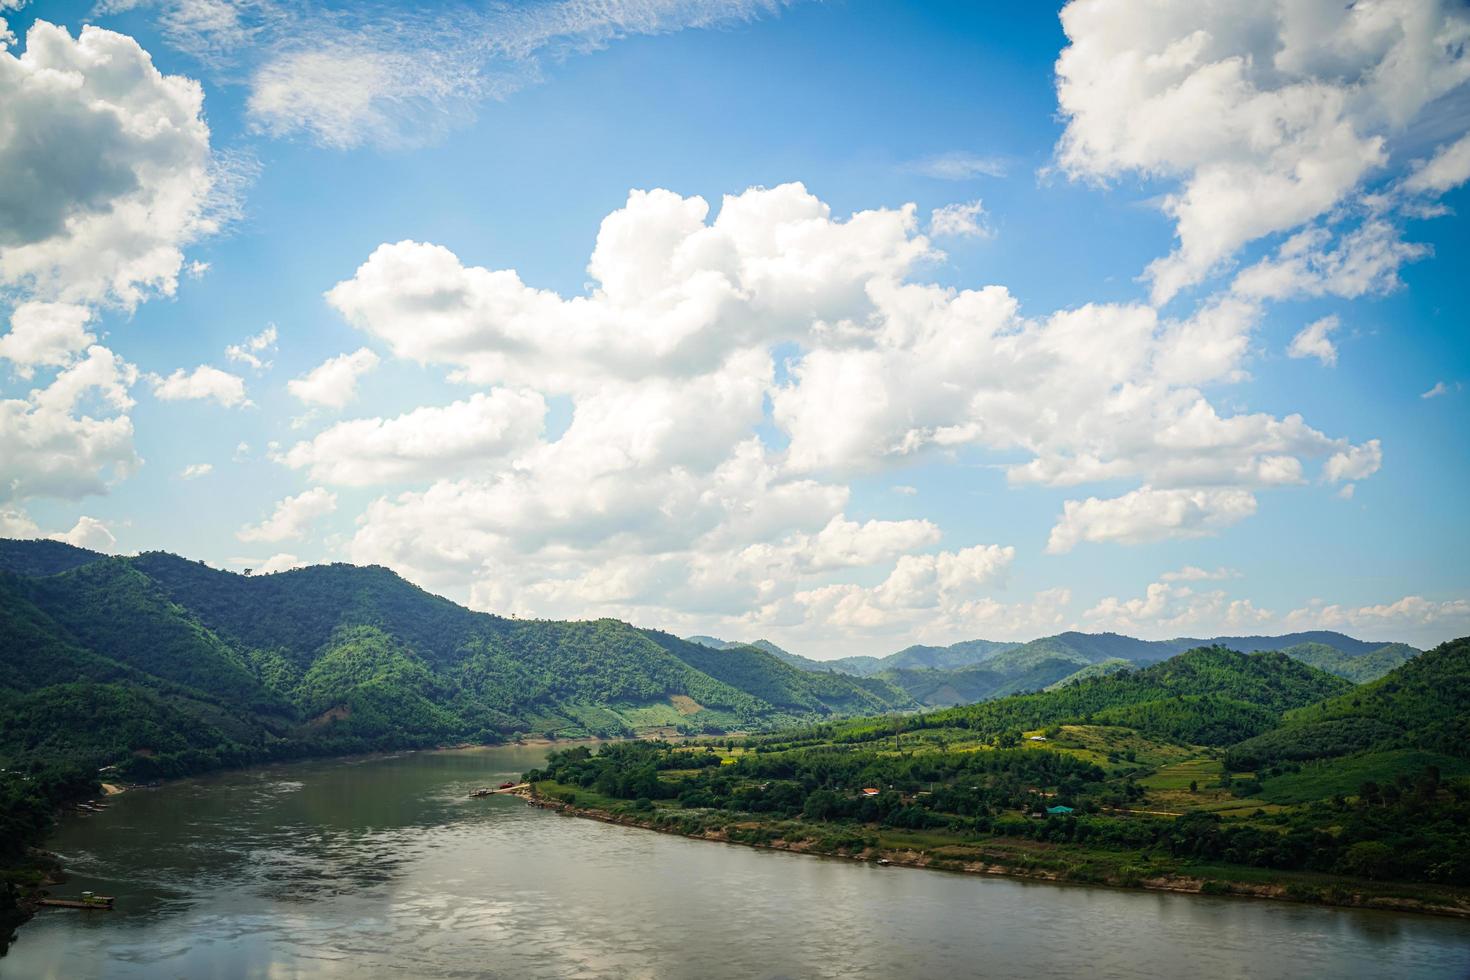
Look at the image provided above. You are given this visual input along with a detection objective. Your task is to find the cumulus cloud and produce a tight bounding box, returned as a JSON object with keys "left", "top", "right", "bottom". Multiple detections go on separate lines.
{"left": 1286, "top": 595, "right": 1470, "bottom": 640}
{"left": 0, "top": 302, "right": 94, "bottom": 378}
{"left": 151, "top": 364, "right": 250, "bottom": 407}
{"left": 323, "top": 180, "right": 1386, "bottom": 644}
{"left": 0, "top": 345, "right": 139, "bottom": 503}
{"left": 0, "top": 20, "right": 225, "bottom": 308}
{"left": 279, "top": 388, "right": 545, "bottom": 485}
{"left": 287, "top": 347, "right": 380, "bottom": 408}
{"left": 1232, "top": 221, "right": 1429, "bottom": 302}
{"left": 1086, "top": 581, "right": 1272, "bottom": 637}
{"left": 1054, "top": 0, "right": 1470, "bottom": 303}
{"left": 54, "top": 514, "right": 117, "bottom": 551}
{"left": 929, "top": 200, "right": 992, "bottom": 239}
{"left": 327, "top": 184, "right": 931, "bottom": 393}
{"left": 1323, "top": 439, "right": 1382, "bottom": 484}
{"left": 236, "top": 486, "right": 336, "bottom": 542}
{"left": 225, "top": 324, "right": 277, "bottom": 370}
{"left": 1287, "top": 315, "right": 1340, "bottom": 367}
{"left": 180, "top": 462, "right": 213, "bottom": 479}
{"left": 1046, "top": 486, "right": 1258, "bottom": 554}
{"left": 254, "top": 552, "right": 303, "bottom": 574}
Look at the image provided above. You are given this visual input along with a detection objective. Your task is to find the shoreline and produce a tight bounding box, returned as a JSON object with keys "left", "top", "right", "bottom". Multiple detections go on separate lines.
{"left": 514, "top": 789, "right": 1470, "bottom": 921}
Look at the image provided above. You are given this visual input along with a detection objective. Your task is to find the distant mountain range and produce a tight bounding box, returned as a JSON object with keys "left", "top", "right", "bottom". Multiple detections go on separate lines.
{"left": 686, "top": 629, "right": 1420, "bottom": 708}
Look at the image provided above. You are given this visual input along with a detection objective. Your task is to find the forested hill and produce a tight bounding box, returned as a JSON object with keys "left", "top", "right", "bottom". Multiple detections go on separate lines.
{"left": 0, "top": 540, "right": 916, "bottom": 783}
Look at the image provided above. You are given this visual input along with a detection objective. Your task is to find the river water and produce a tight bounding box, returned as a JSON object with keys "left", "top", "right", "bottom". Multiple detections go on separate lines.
{"left": 5, "top": 746, "right": 1469, "bottom": 979}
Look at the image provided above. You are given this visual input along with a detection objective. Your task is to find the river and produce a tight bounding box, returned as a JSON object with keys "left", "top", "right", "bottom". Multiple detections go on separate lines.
{"left": 5, "top": 745, "right": 1469, "bottom": 979}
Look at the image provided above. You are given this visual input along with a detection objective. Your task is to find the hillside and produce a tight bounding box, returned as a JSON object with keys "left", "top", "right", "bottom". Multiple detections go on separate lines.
{"left": 0, "top": 540, "right": 913, "bottom": 783}
{"left": 1228, "top": 636, "right": 1470, "bottom": 770}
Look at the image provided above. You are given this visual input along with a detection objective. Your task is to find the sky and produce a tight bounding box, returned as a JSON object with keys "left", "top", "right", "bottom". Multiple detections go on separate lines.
{"left": 1, "top": 0, "right": 1469, "bottom": 657}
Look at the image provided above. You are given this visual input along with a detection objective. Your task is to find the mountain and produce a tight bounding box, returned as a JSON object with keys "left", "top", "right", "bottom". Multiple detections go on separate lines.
{"left": 686, "top": 628, "right": 1417, "bottom": 709}
{"left": 0, "top": 541, "right": 915, "bottom": 782}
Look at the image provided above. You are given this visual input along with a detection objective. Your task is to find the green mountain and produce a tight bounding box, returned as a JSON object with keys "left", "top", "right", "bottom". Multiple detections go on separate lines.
{"left": 1228, "top": 636, "right": 1470, "bottom": 769}
{"left": 0, "top": 541, "right": 915, "bottom": 783}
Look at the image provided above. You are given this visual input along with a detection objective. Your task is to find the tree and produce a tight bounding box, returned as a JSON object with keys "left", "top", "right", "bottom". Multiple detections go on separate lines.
{"left": 1189, "top": 780, "right": 1198, "bottom": 793}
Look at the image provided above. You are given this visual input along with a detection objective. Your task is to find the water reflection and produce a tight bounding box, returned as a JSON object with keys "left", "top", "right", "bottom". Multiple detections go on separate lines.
{"left": 6, "top": 746, "right": 1469, "bottom": 980}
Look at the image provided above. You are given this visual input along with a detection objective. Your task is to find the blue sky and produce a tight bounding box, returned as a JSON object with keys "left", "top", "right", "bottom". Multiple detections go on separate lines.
{"left": 2, "top": 0, "right": 1468, "bottom": 655}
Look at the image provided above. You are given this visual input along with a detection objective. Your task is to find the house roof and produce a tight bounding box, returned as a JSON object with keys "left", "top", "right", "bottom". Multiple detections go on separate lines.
{"left": 1046, "top": 805, "right": 1074, "bottom": 814}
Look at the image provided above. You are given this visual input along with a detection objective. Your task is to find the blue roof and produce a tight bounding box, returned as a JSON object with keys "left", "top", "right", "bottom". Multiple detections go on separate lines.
{"left": 1046, "top": 805, "right": 1074, "bottom": 814}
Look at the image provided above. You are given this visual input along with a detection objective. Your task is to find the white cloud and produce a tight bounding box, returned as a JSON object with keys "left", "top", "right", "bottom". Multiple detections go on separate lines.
{"left": 151, "top": 364, "right": 250, "bottom": 407}
{"left": 1286, "top": 595, "right": 1470, "bottom": 639}
{"left": 327, "top": 184, "right": 931, "bottom": 393}
{"left": 279, "top": 388, "right": 545, "bottom": 485}
{"left": 325, "top": 181, "right": 1383, "bottom": 635}
{"left": 54, "top": 514, "right": 117, "bottom": 551}
{"left": 1160, "top": 565, "right": 1239, "bottom": 582}
{"left": 0, "top": 345, "right": 139, "bottom": 503}
{"left": 892, "top": 485, "right": 918, "bottom": 496}
{"left": 286, "top": 347, "right": 380, "bottom": 408}
{"left": 1404, "top": 133, "right": 1470, "bottom": 195}
{"left": 180, "top": 462, "right": 213, "bottom": 479}
{"left": 1323, "top": 439, "right": 1382, "bottom": 483}
{"left": 0, "top": 302, "right": 94, "bottom": 378}
{"left": 1337, "top": 482, "right": 1356, "bottom": 500}
{"left": 929, "top": 199, "right": 992, "bottom": 239}
{"left": 223, "top": 0, "right": 793, "bottom": 149}
{"left": 225, "top": 324, "right": 277, "bottom": 370}
{"left": 1086, "top": 581, "right": 1272, "bottom": 637}
{"left": 902, "top": 151, "right": 1006, "bottom": 180}
{"left": 236, "top": 486, "right": 336, "bottom": 542}
{"left": 794, "top": 544, "right": 1016, "bottom": 627}
{"left": 254, "top": 552, "right": 303, "bottom": 574}
{"left": 1287, "top": 315, "right": 1340, "bottom": 367}
{"left": 1047, "top": 486, "right": 1258, "bottom": 554}
{"left": 1421, "top": 381, "right": 1457, "bottom": 399}
{"left": 0, "top": 507, "right": 116, "bottom": 552}
{"left": 1054, "top": 0, "right": 1470, "bottom": 303}
{"left": 0, "top": 20, "right": 225, "bottom": 309}
{"left": 1233, "top": 221, "right": 1429, "bottom": 302}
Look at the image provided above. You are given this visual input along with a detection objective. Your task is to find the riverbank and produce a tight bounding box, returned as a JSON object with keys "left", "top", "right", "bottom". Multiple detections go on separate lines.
{"left": 515, "top": 787, "right": 1470, "bottom": 919}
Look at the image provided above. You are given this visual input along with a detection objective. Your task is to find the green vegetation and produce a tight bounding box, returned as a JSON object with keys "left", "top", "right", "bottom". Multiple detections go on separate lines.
{"left": 524, "top": 637, "right": 1470, "bottom": 914}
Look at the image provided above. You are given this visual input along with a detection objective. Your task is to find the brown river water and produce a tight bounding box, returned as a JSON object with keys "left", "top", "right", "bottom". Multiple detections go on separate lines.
{"left": 5, "top": 745, "right": 1469, "bottom": 979}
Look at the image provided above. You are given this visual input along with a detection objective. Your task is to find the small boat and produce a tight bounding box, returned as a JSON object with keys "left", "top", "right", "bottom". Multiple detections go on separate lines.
{"left": 40, "top": 891, "right": 114, "bottom": 910}
{"left": 498, "top": 781, "right": 517, "bottom": 790}
{"left": 469, "top": 788, "right": 492, "bottom": 798}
